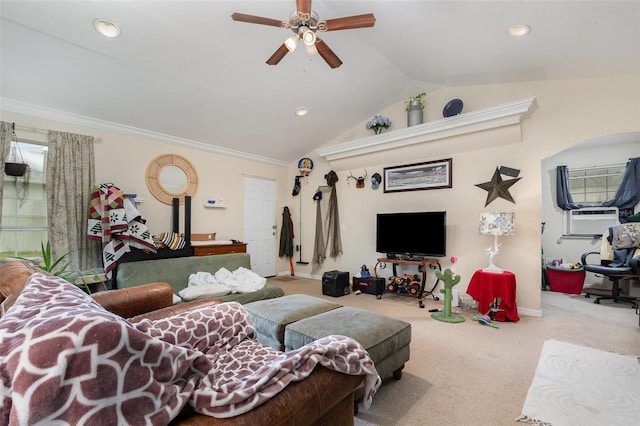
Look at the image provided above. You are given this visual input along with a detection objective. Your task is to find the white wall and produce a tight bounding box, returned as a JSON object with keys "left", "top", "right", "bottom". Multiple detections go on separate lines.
{"left": 2, "top": 74, "right": 639, "bottom": 316}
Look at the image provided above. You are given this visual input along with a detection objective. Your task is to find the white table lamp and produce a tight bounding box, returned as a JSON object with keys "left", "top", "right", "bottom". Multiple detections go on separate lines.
{"left": 479, "top": 212, "right": 515, "bottom": 273}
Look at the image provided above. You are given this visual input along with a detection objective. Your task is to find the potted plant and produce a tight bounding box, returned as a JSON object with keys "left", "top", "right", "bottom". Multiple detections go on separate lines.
{"left": 5, "top": 162, "right": 28, "bottom": 177}
{"left": 4, "top": 123, "right": 31, "bottom": 206}
{"left": 20, "top": 241, "right": 73, "bottom": 279}
{"left": 404, "top": 92, "right": 427, "bottom": 127}
{"left": 4, "top": 123, "right": 28, "bottom": 177}
{"left": 8, "top": 165, "right": 31, "bottom": 207}
{"left": 23, "top": 241, "right": 107, "bottom": 293}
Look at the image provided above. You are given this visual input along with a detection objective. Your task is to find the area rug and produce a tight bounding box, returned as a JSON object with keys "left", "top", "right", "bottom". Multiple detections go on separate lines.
{"left": 517, "top": 339, "right": 640, "bottom": 426}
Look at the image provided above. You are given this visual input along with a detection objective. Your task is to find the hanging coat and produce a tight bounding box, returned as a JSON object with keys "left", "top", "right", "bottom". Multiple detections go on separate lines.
{"left": 326, "top": 186, "right": 343, "bottom": 258}
{"left": 279, "top": 206, "right": 294, "bottom": 258}
{"left": 312, "top": 193, "right": 326, "bottom": 268}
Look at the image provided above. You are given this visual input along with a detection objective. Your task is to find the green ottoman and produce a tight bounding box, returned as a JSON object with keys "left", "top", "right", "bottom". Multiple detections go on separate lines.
{"left": 244, "top": 294, "right": 342, "bottom": 351}
{"left": 284, "top": 306, "right": 411, "bottom": 407}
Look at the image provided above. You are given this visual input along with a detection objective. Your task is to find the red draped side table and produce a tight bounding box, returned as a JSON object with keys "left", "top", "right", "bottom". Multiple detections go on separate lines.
{"left": 466, "top": 270, "right": 520, "bottom": 322}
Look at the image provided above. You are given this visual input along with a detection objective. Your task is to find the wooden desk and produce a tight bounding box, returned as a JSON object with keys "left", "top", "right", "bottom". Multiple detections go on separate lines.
{"left": 376, "top": 257, "right": 441, "bottom": 308}
{"left": 466, "top": 270, "right": 520, "bottom": 322}
{"left": 193, "top": 243, "right": 247, "bottom": 256}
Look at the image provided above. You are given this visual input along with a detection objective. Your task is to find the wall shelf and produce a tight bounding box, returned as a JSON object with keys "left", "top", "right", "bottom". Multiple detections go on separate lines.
{"left": 204, "top": 203, "right": 227, "bottom": 208}
{"left": 315, "top": 97, "right": 537, "bottom": 162}
{"left": 126, "top": 196, "right": 144, "bottom": 203}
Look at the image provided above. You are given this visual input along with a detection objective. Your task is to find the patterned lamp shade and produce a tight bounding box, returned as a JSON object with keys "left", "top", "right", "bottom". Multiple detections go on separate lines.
{"left": 479, "top": 212, "right": 515, "bottom": 236}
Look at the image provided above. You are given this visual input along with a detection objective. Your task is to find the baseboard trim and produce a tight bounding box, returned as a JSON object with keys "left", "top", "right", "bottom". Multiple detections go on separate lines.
{"left": 276, "top": 271, "right": 317, "bottom": 280}
{"left": 518, "top": 306, "right": 543, "bottom": 317}
{"left": 276, "top": 271, "right": 546, "bottom": 317}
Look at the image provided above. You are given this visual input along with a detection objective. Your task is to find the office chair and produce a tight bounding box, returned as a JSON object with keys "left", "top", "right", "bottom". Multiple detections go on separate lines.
{"left": 581, "top": 226, "right": 639, "bottom": 309}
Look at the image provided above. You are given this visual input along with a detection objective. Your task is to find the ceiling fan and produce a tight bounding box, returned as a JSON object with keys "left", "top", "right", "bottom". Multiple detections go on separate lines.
{"left": 231, "top": 0, "right": 375, "bottom": 69}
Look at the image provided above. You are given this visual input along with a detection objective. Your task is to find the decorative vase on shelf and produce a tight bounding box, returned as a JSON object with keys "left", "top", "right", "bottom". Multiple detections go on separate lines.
{"left": 407, "top": 100, "right": 423, "bottom": 127}
{"left": 366, "top": 115, "right": 391, "bottom": 135}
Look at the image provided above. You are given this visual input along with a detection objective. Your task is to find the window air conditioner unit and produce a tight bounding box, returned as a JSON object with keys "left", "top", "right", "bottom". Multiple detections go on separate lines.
{"left": 563, "top": 207, "right": 619, "bottom": 236}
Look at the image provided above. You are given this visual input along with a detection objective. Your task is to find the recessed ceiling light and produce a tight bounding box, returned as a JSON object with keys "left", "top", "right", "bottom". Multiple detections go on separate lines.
{"left": 93, "top": 19, "right": 120, "bottom": 38}
{"left": 295, "top": 107, "right": 308, "bottom": 116}
{"left": 508, "top": 24, "right": 531, "bottom": 37}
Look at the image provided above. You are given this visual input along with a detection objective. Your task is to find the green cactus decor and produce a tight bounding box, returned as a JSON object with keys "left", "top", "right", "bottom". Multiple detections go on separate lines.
{"left": 431, "top": 268, "right": 465, "bottom": 323}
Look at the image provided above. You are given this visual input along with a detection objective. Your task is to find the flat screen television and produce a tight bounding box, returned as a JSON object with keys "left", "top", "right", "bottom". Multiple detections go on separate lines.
{"left": 376, "top": 211, "right": 447, "bottom": 259}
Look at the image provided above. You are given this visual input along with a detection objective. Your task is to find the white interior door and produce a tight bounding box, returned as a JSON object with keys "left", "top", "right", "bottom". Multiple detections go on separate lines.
{"left": 243, "top": 176, "right": 276, "bottom": 277}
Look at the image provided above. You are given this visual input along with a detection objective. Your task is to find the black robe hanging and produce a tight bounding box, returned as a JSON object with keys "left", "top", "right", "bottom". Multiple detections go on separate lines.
{"left": 279, "top": 206, "right": 294, "bottom": 258}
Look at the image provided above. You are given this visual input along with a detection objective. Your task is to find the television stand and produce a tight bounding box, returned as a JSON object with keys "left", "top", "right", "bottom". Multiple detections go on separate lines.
{"left": 376, "top": 257, "right": 441, "bottom": 308}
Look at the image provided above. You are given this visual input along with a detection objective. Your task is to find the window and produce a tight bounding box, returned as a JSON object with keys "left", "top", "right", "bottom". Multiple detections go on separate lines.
{"left": 1, "top": 141, "right": 47, "bottom": 258}
{"left": 567, "top": 164, "right": 625, "bottom": 206}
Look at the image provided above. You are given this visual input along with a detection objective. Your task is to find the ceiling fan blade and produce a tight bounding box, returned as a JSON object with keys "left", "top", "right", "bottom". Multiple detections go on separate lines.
{"left": 316, "top": 39, "right": 342, "bottom": 69}
{"left": 323, "top": 14, "right": 376, "bottom": 31}
{"left": 296, "top": 0, "right": 312, "bottom": 16}
{"left": 231, "top": 12, "right": 285, "bottom": 28}
{"left": 266, "top": 44, "right": 290, "bottom": 66}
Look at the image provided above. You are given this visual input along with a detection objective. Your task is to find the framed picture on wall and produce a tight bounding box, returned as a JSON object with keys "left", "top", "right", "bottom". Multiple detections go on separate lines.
{"left": 383, "top": 158, "right": 452, "bottom": 193}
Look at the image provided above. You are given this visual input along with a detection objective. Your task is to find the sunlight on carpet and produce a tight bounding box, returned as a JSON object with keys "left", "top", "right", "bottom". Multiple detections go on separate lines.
{"left": 517, "top": 339, "right": 640, "bottom": 426}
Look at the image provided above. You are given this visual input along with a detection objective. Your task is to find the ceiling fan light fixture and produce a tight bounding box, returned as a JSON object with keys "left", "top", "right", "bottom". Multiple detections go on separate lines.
{"left": 508, "top": 24, "right": 531, "bottom": 37}
{"left": 305, "top": 43, "right": 318, "bottom": 57}
{"left": 285, "top": 35, "right": 299, "bottom": 52}
{"left": 301, "top": 28, "right": 316, "bottom": 46}
{"left": 93, "top": 19, "right": 120, "bottom": 38}
{"left": 231, "top": 3, "right": 374, "bottom": 68}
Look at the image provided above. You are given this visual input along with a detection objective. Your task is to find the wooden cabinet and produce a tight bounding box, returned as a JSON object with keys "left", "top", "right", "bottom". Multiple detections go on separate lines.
{"left": 193, "top": 243, "right": 247, "bottom": 256}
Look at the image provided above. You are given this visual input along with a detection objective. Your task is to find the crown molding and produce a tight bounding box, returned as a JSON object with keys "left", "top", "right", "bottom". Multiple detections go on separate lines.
{"left": 316, "top": 97, "right": 537, "bottom": 161}
{"left": 0, "top": 98, "right": 289, "bottom": 167}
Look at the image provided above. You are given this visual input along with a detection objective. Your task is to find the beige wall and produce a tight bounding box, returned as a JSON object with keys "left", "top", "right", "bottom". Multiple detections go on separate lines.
{"left": 0, "top": 110, "right": 290, "bottom": 241}
{"left": 2, "top": 74, "right": 639, "bottom": 316}
{"left": 288, "top": 75, "right": 640, "bottom": 316}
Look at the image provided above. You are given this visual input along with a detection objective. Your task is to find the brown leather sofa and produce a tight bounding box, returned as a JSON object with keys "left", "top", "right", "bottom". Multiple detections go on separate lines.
{"left": 0, "top": 262, "right": 364, "bottom": 425}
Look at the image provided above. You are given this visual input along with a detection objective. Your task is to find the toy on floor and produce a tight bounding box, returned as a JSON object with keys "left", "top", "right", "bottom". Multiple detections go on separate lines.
{"left": 387, "top": 274, "right": 421, "bottom": 296}
{"left": 473, "top": 315, "right": 500, "bottom": 329}
{"left": 431, "top": 268, "right": 464, "bottom": 323}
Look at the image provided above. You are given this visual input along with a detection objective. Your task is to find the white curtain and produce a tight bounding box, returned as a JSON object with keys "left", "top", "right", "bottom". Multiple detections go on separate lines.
{"left": 47, "top": 131, "right": 100, "bottom": 271}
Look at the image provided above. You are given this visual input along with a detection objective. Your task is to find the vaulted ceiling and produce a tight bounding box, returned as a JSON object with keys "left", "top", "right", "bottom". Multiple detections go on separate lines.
{"left": 1, "top": 1, "right": 638, "bottom": 165}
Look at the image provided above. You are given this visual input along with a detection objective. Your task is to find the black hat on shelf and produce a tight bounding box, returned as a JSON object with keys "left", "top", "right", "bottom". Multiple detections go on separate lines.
{"left": 324, "top": 170, "right": 338, "bottom": 187}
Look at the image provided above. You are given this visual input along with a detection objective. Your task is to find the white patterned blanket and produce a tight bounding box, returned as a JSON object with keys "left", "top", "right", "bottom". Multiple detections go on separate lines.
{"left": 0, "top": 274, "right": 380, "bottom": 424}
{"left": 87, "top": 183, "right": 156, "bottom": 278}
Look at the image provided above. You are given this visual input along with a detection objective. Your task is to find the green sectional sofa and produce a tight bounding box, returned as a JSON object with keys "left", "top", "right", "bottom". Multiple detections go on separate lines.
{"left": 114, "top": 253, "right": 284, "bottom": 304}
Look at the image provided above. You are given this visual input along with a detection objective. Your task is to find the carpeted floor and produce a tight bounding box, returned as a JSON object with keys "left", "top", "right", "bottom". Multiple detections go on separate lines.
{"left": 270, "top": 276, "right": 297, "bottom": 282}
{"left": 517, "top": 339, "right": 640, "bottom": 426}
{"left": 268, "top": 276, "right": 640, "bottom": 425}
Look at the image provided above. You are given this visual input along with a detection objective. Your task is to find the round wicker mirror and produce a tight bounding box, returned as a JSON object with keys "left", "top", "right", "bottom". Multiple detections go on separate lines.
{"left": 146, "top": 153, "right": 199, "bottom": 205}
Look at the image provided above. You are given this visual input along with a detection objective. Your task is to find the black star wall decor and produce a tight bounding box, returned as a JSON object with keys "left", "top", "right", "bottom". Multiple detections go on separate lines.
{"left": 475, "top": 167, "right": 522, "bottom": 207}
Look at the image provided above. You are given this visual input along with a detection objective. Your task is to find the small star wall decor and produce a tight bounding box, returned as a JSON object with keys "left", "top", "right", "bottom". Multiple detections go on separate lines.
{"left": 476, "top": 167, "right": 522, "bottom": 207}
